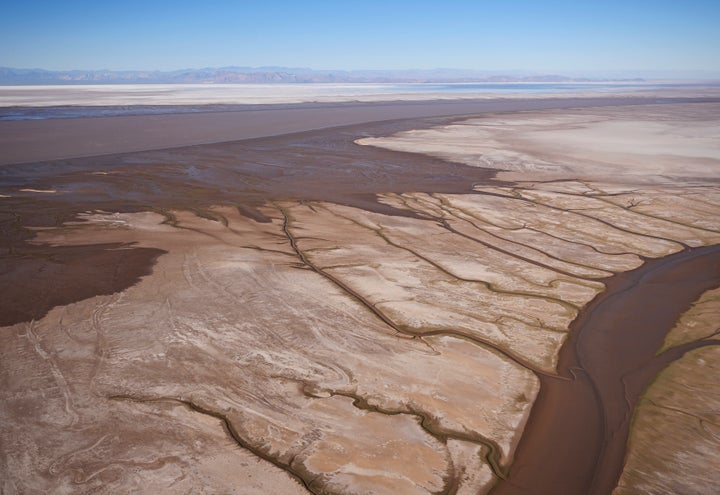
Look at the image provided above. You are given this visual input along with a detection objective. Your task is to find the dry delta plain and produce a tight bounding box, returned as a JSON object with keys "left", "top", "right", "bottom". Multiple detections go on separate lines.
{"left": 1, "top": 93, "right": 720, "bottom": 495}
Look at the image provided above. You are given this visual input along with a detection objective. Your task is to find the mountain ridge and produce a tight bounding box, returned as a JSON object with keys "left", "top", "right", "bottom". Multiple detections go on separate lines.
{"left": 0, "top": 66, "right": 646, "bottom": 85}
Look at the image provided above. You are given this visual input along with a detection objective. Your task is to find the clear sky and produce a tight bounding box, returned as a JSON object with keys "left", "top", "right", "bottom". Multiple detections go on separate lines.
{"left": 2, "top": 0, "right": 719, "bottom": 75}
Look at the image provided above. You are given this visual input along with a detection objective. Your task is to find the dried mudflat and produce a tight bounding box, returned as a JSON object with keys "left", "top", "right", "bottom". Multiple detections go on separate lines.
{"left": 1, "top": 101, "right": 719, "bottom": 494}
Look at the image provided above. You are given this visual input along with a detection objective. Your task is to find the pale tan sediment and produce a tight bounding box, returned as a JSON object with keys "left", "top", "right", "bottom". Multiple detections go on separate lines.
{"left": 357, "top": 103, "right": 720, "bottom": 494}
{"left": 614, "top": 344, "right": 720, "bottom": 495}
{"left": 357, "top": 103, "right": 720, "bottom": 184}
{"left": 3, "top": 101, "right": 720, "bottom": 494}
{"left": 3, "top": 207, "right": 539, "bottom": 494}
{"left": 658, "top": 286, "right": 720, "bottom": 352}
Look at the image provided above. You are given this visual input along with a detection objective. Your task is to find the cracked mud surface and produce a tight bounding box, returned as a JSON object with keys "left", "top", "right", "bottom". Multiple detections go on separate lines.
{"left": 1, "top": 100, "right": 719, "bottom": 494}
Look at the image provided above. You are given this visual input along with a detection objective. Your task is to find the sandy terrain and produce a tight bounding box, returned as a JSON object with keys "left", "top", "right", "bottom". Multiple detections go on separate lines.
{"left": 1, "top": 100, "right": 719, "bottom": 494}
{"left": 359, "top": 103, "right": 720, "bottom": 494}
{"left": 614, "top": 287, "right": 720, "bottom": 495}
{"left": 358, "top": 103, "right": 720, "bottom": 184}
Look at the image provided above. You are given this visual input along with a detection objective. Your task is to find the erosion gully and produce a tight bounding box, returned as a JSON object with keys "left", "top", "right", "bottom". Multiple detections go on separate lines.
{"left": 1, "top": 99, "right": 719, "bottom": 494}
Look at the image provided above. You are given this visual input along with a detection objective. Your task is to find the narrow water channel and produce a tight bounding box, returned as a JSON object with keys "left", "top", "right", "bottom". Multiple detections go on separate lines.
{"left": 491, "top": 245, "right": 720, "bottom": 495}
{"left": 3, "top": 103, "right": 718, "bottom": 494}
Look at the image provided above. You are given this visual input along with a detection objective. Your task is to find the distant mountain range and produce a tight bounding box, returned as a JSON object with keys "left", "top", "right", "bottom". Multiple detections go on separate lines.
{"left": 0, "top": 66, "right": 646, "bottom": 85}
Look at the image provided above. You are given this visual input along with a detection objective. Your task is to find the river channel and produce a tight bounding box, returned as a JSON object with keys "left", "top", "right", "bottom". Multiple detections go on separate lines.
{"left": 491, "top": 245, "right": 720, "bottom": 495}
{"left": 1, "top": 99, "right": 718, "bottom": 494}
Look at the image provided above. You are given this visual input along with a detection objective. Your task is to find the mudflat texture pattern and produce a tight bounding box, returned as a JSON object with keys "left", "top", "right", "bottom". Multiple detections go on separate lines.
{"left": 1, "top": 101, "right": 719, "bottom": 494}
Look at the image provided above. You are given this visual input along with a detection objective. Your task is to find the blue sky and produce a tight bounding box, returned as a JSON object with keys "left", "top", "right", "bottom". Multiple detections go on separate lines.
{"left": 2, "top": 0, "right": 719, "bottom": 75}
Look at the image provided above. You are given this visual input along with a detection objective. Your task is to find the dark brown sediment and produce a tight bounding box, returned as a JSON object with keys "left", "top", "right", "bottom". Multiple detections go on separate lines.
{"left": 0, "top": 242, "right": 165, "bottom": 327}
{"left": 490, "top": 245, "right": 720, "bottom": 495}
{"left": 2, "top": 98, "right": 719, "bottom": 493}
{"left": 2, "top": 97, "right": 716, "bottom": 166}
{"left": 0, "top": 114, "right": 498, "bottom": 328}
{"left": 0, "top": 109, "right": 496, "bottom": 327}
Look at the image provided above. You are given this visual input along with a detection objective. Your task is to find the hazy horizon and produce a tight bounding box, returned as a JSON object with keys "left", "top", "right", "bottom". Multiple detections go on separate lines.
{"left": 2, "top": 1, "right": 719, "bottom": 77}
{"left": 2, "top": 66, "right": 720, "bottom": 83}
